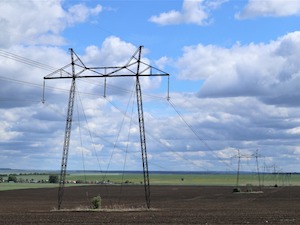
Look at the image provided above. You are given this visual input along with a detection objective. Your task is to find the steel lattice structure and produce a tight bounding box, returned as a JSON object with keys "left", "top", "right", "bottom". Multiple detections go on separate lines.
{"left": 43, "top": 46, "right": 169, "bottom": 210}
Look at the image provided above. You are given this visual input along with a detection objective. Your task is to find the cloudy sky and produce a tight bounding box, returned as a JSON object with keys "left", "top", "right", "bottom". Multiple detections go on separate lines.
{"left": 1, "top": 0, "right": 300, "bottom": 173}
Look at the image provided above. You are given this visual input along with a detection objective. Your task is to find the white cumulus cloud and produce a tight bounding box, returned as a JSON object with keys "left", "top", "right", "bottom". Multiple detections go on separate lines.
{"left": 149, "top": 0, "right": 227, "bottom": 26}
{"left": 176, "top": 31, "right": 300, "bottom": 106}
{"left": 236, "top": 0, "right": 300, "bottom": 19}
{"left": 0, "top": 0, "right": 102, "bottom": 47}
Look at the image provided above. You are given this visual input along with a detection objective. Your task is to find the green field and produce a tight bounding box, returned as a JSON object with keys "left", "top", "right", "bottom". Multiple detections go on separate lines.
{"left": 64, "top": 173, "right": 298, "bottom": 186}
{"left": 0, "top": 183, "right": 57, "bottom": 191}
{"left": 1, "top": 172, "right": 299, "bottom": 191}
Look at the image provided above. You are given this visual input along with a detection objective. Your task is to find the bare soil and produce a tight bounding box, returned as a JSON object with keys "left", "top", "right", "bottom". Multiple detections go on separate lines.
{"left": 0, "top": 185, "right": 299, "bottom": 224}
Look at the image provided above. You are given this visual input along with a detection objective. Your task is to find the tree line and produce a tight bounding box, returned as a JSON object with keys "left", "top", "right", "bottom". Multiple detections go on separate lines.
{"left": 0, "top": 174, "right": 59, "bottom": 183}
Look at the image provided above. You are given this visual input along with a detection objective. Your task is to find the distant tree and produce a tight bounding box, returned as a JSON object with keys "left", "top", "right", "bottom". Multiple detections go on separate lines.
{"left": 49, "top": 175, "right": 58, "bottom": 183}
{"left": 8, "top": 174, "right": 17, "bottom": 182}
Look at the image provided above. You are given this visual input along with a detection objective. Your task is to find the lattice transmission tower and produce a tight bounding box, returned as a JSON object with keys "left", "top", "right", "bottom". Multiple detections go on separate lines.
{"left": 43, "top": 46, "right": 169, "bottom": 210}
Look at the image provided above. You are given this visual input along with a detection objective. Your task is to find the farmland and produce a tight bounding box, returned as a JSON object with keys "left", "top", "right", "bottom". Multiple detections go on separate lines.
{"left": 1, "top": 171, "right": 300, "bottom": 224}
{"left": 1, "top": 184, "right": 300, "bottom": 224}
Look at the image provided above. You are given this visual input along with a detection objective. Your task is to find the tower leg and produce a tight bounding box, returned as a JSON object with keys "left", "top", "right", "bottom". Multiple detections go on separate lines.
{"left": 135, "top": 46, "right": 150, "bottom": 209}
{"left": 58, "top": 49, "right": 77, "bottom": 210}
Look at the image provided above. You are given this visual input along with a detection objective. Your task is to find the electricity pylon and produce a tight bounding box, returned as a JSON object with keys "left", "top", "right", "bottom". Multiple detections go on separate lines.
{"left": 43, "top": 46, "right": 169, "bottom": 210}
{"left": 232, "top": 149, "right": 263, "bottom": 192}
{"left": 232, "top": 149, "right": 252, "bottom": 191}
{"left": 252, "top": 149, "right": 262, "bottom": 189}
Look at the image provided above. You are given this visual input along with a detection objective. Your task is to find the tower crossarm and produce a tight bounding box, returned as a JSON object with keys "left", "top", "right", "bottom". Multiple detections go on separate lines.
{"left": 44, "top": 50, "right": 169, "bottom": 80}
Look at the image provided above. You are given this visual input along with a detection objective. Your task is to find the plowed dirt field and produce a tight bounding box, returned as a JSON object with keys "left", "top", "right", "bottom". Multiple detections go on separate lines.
{"left": 0, "top": 185, "right": 299, "bottom": 224}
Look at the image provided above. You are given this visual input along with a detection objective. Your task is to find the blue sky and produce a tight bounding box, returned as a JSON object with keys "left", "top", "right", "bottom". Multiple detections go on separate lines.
{"left": 1, "top": 0, "right": 300, "bottom": 173}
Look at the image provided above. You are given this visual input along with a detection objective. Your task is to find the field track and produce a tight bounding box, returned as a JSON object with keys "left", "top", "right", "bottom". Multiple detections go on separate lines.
{"left": 0, "top": 185, "right": 299, "bottom": 224}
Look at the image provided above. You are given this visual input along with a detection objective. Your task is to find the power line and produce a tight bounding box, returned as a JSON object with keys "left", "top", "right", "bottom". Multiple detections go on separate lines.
{"left": 0, "top": 76, "right": 43, "bottom": 88}
{"left": 0, "top": 49, "right": 237, "bottom": 172}
{"left": 0, "top": 48, "right": 57, "bottom": 72}
{"left": 168, "top": 99, "right": 235, "bottom": 171}
{"left": 2, "top": 69, "right": 234, "bottom": 171}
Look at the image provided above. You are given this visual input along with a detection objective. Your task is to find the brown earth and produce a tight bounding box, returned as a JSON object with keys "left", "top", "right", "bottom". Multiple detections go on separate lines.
{"left": 0, "top": 185, "right": 299, "bottom": 224}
